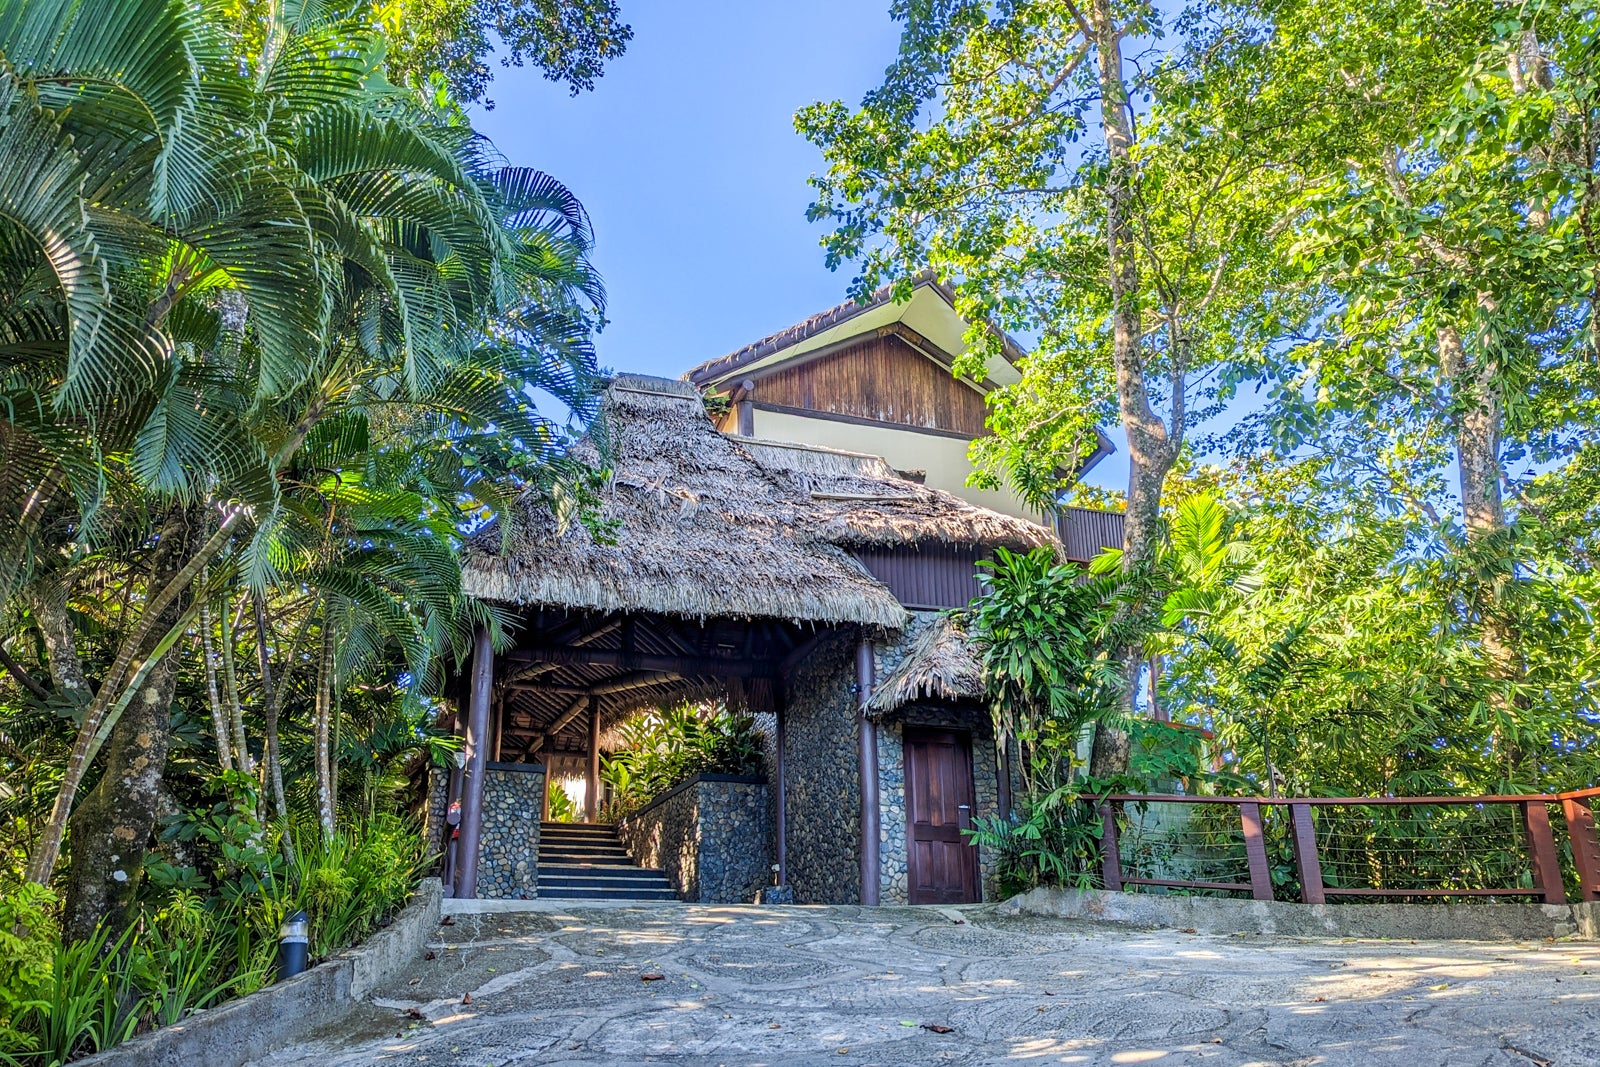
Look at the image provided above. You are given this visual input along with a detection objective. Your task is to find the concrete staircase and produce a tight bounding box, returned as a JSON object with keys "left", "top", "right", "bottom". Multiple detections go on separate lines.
{"left": 537, "top": 822, "right": 678, "bottom": 901}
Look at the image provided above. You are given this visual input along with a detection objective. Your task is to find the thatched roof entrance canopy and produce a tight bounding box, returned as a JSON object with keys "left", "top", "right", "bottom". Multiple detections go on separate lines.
{"left": 866, "top": 615, "right": 985, "bottom": 718}
{"left": 463, "top": 375, "right": 1055, "bottom": 629}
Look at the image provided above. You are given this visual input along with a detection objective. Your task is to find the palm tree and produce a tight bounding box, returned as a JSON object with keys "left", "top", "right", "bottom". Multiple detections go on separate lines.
{"left": 0, "top": 0, "right": 603, "bottom": 936}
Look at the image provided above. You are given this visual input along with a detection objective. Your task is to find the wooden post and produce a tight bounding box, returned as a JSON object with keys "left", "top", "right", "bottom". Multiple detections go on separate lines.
{"left": 1522, "top": 801, "right": 1566, "bottom": 904}
{"left": 1562, "top": 795, "right": 1600, "bottom": 902}
{"left": 585, "top": 696, "right": 600, "bottom": 824}
{"left": 1239, "top": 802, "right": 1273, "bottom": 901}
{"left": 1099, "top": 804, "right": 1123, "bottom": 891}
{"left": 856, "top": 636, "right": 880, "bottom": 906}
{"left": 490, "top": 690, "right": 503, "bottom": 762}
{"left": 453, "top": 625, "right": 493, "bottom": 899}
{"left": 996, "top": 735, "right": 1014, "bottom": 821}
{"left": 1288, "top": 803, "right": 1325, "bottom": 905}
{"left": 736, "top": 378, "right": 756, "bottom": 436}
{"left": 775, "top": 691, "right": 788, "bottom": 886}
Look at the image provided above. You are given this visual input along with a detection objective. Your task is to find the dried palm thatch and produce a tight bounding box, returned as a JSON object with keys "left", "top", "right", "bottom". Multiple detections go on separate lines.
{"left": 866, "top": 615, "right": 986, "bottom": 717}
{"left": 463, "top": 375, "right": 1056, "bottom": 628}
{"left": 464, "top": 376, "right": 907, "bottom": 627}
{"left": 739, "top": 438, "right": 1054, "bottom": 551}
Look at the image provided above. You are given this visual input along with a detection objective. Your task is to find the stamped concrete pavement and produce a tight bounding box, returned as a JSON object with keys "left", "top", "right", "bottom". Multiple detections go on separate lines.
{"left": 252, "top": 902, "right": 1600, "bottom": 1067}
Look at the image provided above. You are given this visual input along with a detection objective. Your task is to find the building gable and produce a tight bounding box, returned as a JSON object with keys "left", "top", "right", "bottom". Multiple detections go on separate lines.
{"left": 723, "top": 330, "right": 989, "bottom": 439}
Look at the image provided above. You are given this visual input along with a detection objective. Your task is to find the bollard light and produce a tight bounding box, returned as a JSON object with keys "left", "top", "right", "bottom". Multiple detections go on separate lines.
{"left": 276, "top": 910, "right": 310, "bottom": 982}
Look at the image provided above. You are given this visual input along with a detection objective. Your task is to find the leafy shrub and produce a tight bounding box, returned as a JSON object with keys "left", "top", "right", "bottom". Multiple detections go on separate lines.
{"left": 0, "top": 813, "right": 425, "bottom": 1064}
{"left": 599, "top": 702, "right": 762, "bottom": 821}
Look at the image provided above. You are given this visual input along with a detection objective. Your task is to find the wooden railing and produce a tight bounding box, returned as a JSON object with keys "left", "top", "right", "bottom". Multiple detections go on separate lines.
{"left": 1097, "top": 788, "right": 1600, "bottom": 905}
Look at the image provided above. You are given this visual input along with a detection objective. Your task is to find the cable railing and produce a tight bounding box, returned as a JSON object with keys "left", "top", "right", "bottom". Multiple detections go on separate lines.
{"left": 1097, "top": 787, "right": 1600, "bottom": 905}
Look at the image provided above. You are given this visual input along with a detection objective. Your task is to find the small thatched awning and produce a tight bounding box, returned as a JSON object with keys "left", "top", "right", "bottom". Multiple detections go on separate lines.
{"left": 866, "top": 615, "right": 986, "bottom": 717}
{"left": 463, "top": 375, "right": 1058, "bottom": 630}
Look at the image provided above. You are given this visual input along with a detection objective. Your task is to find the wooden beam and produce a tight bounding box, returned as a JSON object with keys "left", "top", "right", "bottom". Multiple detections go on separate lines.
{"left": 505, "top": 671, "right": 683, "bottom": 699}
{"left": 503, "top": 646, "right": 778, "bottom": 679}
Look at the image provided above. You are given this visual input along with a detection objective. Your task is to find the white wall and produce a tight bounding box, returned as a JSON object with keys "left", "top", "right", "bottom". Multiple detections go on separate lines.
{"left": 751, "top": 408, "right": 1040, "bottom": 522}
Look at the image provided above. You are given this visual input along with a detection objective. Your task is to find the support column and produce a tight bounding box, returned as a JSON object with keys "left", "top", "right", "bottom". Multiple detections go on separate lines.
{"left": 856, "top": 636, "right": 880, "bottom": 905}
{"left": 775, "top": 690, "right": 788, "bottom": 886}
{"left": 997, "top": 736, "right": 1014, "bottom": 822}
{"left": 585, "top": 695, "right": 600, "bottom": 823}
{"left": 454, "top": 625, "right": 493, "bottom": 899}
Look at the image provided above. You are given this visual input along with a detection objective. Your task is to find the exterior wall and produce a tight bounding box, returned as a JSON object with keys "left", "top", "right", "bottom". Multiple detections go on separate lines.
{"left": 617, "top": 775, "right": 771, "bottom": 903}
{"left": 476, "top": 763, "right": 544, "bottom": 899}
{"left": 852, "top": 544, "right": 987, "bottom": 611}
{"left": 873, "top": 612, "right": 1005, "bottom": 904}
{"left": 424, "top": 766, "right": 450, "bottom": 869}
{"left": 751, "top": 408, "right": 1039, "bottom": 522}
{"left": 1056, "top": 506, "right": 1126, "bottom": 565}
{"left": 782, "top": 629, "right": 864, "bottom": 904}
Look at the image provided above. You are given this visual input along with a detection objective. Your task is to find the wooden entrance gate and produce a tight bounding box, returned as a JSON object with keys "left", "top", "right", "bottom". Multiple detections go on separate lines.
{"left": 904, "top": 727, "right": 980, "bottom": 904}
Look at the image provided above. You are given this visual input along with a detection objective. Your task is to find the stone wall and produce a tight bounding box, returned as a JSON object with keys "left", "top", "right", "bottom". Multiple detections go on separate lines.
{"left": 617, "top": 775, "right": 771, "bottom": 902}
{"left": 476, "top": 763, "right": 544, "bottom": 899}
{"left": 781, "top": 629, "right": 863, "bottom": 904}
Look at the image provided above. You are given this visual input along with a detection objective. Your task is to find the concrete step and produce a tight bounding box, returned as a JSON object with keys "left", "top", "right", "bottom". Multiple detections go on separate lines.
{"left": 539, "top": 866, "right": 671, "bottom": 883}
{"left": 536, "top": 886, "right": 679, "bottom": 901}
{"left": 538, "top": 852, "right": 634, "bottom": 865}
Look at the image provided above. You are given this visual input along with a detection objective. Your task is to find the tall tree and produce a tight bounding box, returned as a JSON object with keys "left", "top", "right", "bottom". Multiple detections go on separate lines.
{"left": 797, "top": 1, "right": 1282, "bottom": 769}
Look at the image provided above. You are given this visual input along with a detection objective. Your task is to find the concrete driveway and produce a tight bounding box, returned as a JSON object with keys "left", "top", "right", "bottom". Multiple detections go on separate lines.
{"left": 253, "top": 901, "right": 1599, "bottom": 1067}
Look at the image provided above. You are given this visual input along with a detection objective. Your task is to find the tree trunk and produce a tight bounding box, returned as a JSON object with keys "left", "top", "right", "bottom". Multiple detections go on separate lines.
{"left": 255, "top": 591, "right": 290, "bottom": 826}
{"left": 25, "top": 583, "right": 92, "bottom": 703}
{"left": 61, "top": 506, "right": 202, "bottom": 940}
{"left": 199, "top": 595, "right": 235, "bottom": 772}
{"left": 1439, "top": 323, "right": 1523, "bottom": 770}
{"left": 1087, "top": 0, "right": 1178, "bottom": 778}
{"left": 219, "top": 597, "right": 251, "bottom": 775}
{"left": 25, "top": 506, "right": 242, "bottom": 886}
{"left": 314, "top": 618, "right": 336, "bottom": 839}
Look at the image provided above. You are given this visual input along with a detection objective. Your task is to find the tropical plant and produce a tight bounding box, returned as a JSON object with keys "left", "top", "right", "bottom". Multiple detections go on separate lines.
{"left": 598, "top": 702, "right": 762, "bottom": 821}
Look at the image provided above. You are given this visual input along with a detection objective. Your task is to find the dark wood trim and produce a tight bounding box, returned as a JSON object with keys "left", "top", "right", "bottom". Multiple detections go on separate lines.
{"left": 750, "top": 401, "right": 980, "bottom": 442}
{"left": 504, "top": 670, "right": 683, "bottom": 697}
{"left": 503, "top": 646, "right": 779, "bottom": 679}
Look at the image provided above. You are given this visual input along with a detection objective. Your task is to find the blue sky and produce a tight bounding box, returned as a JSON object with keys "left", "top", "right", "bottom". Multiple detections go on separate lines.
{"left": 471, "top": 1, "right": 1131, "bottom": 493}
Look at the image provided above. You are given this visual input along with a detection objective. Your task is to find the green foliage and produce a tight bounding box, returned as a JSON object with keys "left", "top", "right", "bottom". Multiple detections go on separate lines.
{"left": 1157, "top": 474, "right": 1600, "bottom": 797}
{"left": 598, "top": 702, "right": 762, "bottom": 822}
{"left": 380, "top": 0, "right": 632, "bottom": 104}
{"left": 0, "top": 811, "right": 423, "bottom": 1062}
{"left": 544, "top": 779, "right": 578, "bottom": 823}
{"left": 965, "top": 546, "right": 1154, "bottom": 889}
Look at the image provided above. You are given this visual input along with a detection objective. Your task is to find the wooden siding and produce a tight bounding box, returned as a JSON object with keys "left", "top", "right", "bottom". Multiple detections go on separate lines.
{"left": 852, "top": 544, "right": 987, "bottom": 610}
{"left": 752, "top": 334, "right": 989, "bottom": 437}
{"left": 1056, "top": 506, "right": 1124, "bottom": 564}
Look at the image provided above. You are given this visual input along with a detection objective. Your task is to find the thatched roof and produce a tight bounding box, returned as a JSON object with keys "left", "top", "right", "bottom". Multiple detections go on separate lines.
{"left": 738, "top": 438, "right": 1056, "bottom": 551}
{"left": 463, "top": 376, "right": 1060, "bottom": 629}
{"left": 866, "top": 615, "right": 986, "bottom": 717}
{"left": 464, "top": 376, "right": 908, "bottom": 627}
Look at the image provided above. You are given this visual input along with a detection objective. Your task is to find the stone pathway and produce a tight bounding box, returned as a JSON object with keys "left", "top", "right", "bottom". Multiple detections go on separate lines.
{"left": 253, "top": 902, "right": 1600, "bottom": 1067}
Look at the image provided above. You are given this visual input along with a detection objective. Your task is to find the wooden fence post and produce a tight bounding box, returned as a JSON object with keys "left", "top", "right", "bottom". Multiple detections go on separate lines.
{"left": 1099, "top": 804, "right": 1123, "bottom": 892}
{"left": 1562, "top": 795, "right": 1600, "bottom": 903}
{"left": 1522, "top": 801, "right": 1566, "bottom": 905}
{"left": 1239, "top": 802, "right": 1273, "bottom": 901}
{"left": 1288, "top": 803, "right": 1325, "bottom": 905}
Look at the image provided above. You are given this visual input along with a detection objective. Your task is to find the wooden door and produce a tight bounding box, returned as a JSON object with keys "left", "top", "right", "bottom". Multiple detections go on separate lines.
{"left": 904, "top": 728, "right": 980, "bottom": 904}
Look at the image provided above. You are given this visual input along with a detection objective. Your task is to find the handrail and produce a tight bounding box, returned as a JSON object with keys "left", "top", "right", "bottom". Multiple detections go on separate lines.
{"left": 1093, "top": 789, "right": 1600, "bottom": 906}
{"left": 1103, "top": 792, "right": 1594, "bottom": 806}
